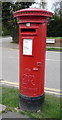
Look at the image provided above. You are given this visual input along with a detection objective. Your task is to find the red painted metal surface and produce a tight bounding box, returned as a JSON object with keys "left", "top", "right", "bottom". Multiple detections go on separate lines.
{"left": 14, "top": 8, "right": 53, "bottom": 97}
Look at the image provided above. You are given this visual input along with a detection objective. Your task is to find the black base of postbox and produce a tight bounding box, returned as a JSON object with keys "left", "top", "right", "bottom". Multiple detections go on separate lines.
{"left": 19, "top": 94, "right": 45, "bottom": 112}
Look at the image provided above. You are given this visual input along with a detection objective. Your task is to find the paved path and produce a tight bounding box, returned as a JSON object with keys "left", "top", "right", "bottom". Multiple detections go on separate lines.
{"left": 0, "top": 104, "right": 29, "bottom": 119}
{"left": 0, "top": 37, "right": 61, "bottom": 96}
{"left": 2, "top": 112, "right": 29, "bottom": 119}
{"left": 0, "top": 104, "right": 6, "bottom": 113}
{"left": 0, "top": 114, "right": 2, "bottom": 120}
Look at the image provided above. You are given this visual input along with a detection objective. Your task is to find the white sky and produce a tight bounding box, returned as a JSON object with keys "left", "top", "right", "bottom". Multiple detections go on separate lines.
{"left": 30, "top": 0, "right": 61, "bottom": 12}
{"left": 46, "top": 0, "right": 60, "bottom": 12}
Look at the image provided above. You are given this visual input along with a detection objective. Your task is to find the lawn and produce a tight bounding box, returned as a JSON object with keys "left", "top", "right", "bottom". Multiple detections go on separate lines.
{"left": 0, "top": 87, "right": 61, "bottom": 119}
{"left": 47, "top": 37, "right": 62, "bottom": 39}
{"left": 46, "top": 47, "right": 62, "bottom": 51}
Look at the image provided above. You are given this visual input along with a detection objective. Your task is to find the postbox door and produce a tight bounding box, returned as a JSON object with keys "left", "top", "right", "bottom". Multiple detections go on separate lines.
{"left": 19, "top": 35, "right": 45, "bottom": 97}
{"left": 19, "top": 24, "right": 46, "bottom": 97}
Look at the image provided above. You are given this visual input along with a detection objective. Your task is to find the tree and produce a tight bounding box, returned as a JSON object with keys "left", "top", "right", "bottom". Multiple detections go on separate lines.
{"left": 2, "top": 2, "right": 33, "bottom": 43}
{"left": 41, "top": 0, "right": 46, "bottom": 9}
{"left": 47, "top": 1, "right": 62, "bottom": 37}
{"left": 30, "top": 0, "right": 46, "bottom": 9}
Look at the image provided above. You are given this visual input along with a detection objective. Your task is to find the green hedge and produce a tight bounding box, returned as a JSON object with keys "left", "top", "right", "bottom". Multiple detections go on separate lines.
{"left": 2, "top": 25, "right": 10, "bottom": 36}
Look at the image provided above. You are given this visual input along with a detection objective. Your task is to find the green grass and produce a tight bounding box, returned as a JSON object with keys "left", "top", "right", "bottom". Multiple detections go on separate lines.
{"left": 2, "top": 87, "right": 19, "bottom": 108}
{"left": 0, "top": 87, "right": 61, "bottom": 118}
{"left": 46, "top": 47, "right": 62, "bottom": 51}
{"left": 0, "top": 86, "right": 2, "bottom": 104}
{"left": 47, "top": 37, "right": 62, "bottom": 39}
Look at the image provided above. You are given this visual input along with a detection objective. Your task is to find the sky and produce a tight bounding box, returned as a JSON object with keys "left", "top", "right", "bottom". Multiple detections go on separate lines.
{"left": 46, "top": 0, "right": 60, "bottom": 12}
{"left": 30, "top": 0, "right": 61, "bottom": 12}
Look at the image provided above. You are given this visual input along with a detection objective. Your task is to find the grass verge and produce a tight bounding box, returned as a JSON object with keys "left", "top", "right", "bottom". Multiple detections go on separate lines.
{"left": 0, "top": 87, "right": 61, "bottom": 118}
{"left": 46, "top": 47, "right": 62, "bottom": 51}
{"left": 47, "top": 37, "right": 62, "bottom": 39}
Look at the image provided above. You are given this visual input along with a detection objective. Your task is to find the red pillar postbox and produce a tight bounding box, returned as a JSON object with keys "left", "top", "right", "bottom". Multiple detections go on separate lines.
{"left": 14, "top": 8, "right": 53, "bottom": 111}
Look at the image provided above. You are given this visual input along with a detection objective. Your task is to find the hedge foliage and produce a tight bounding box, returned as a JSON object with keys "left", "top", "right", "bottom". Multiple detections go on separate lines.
{"left": 47, "top": 15, "right": 62, "bottom": 37}
{"left": 2, "top": 2, "right": 62, "bottom": 42}
{"left": 2, "top": 2, "right": 33, "bottom": 43}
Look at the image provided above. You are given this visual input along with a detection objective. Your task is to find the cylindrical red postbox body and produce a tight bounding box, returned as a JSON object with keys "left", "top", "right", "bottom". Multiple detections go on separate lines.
{"left": 14, "top": 8, "right": 53, "bottom": 111}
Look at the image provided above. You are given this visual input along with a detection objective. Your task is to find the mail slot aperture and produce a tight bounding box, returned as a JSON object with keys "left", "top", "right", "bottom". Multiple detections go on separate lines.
{"left": 21, "top": 28, "right": 36, "bottom": 33}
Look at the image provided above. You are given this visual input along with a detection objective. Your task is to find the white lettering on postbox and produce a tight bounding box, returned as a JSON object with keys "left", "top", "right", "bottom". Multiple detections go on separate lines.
{"left": 23, "top": 39, "right": 32, "bottom": 55}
